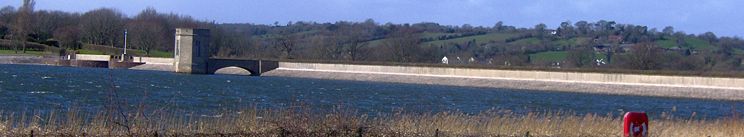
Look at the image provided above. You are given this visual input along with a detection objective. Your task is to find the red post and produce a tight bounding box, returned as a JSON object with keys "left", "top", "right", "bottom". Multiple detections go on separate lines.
{"left": 623, "top": 112, "right": 649, "bottom": 137}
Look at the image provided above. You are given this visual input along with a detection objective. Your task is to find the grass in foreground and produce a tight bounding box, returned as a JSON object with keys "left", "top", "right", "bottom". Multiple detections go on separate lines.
{"left": 0, "top": 108, "right": 741, "bottom": 136}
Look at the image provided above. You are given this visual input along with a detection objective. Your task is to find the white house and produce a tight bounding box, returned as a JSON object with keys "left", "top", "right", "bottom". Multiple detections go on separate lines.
{"left": 441, "top": 56, "right": 449, "bottom": 64}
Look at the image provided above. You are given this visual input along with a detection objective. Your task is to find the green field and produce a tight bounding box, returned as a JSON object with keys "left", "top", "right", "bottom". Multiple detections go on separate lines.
{"left": 421, "top": 32, "right": 458, "bottom": 40}
{"left": 510, "top": 37, "right": 541, "bottom": 45}
{"left": 529, "top": 51, "right": 568, "bottom": 62}
{"left": 685, "top": 37, "right": 714, "bottom": 50}
{"left": 148, "top": 50, "right": 173, "bottom": 58}
{"left": 423, "top": 32, "right": 517, "bottom": 46}
{"left": 656, "top": 36, "right": 713, "bottom": 50}
{"left": 656, "top": 38, "right": 677, "bottom": 48}
{"left": 553, "top": 37, "right": 591, "bottom": 47}
{"left": 76, "top": 49, "right": 106, "bottom": 55}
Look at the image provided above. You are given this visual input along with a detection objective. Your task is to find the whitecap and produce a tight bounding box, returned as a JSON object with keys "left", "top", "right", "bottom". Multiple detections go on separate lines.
{"left": 41, "top": 76, "right": 52, "bottom": 79}
{"left": 200, "top": 114, "right": 223, "bottom": 118}
{"left": 11, "top": 75, "right": 17, "bottom": 77}
{"left": 29, "top": 91, "right": 50, "bottom": 94}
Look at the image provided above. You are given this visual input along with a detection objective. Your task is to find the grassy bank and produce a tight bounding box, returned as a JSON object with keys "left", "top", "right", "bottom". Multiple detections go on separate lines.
{"left": 0, "top": 108, "right": 741, "bottom": 136}
{"left": 0, "top": 49, "right": 50, "bottom": 56}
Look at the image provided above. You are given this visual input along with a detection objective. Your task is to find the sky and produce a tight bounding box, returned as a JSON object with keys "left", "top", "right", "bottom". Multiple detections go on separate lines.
{"left": 2, "top": 0, "right": 743, "bottom": 37}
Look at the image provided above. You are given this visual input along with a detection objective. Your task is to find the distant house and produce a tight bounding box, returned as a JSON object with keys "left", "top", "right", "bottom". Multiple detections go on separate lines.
{"left": 619, "top": 44, "right": 634, "bottom": 52}
{"left": 593, "top": 45, "right": 611, "bottom": 53}
{"left": 608, "top": 35, "right": 623, "bottom": 43}
{"left": 665, "top": 46, "right": 682, "bottom": 51}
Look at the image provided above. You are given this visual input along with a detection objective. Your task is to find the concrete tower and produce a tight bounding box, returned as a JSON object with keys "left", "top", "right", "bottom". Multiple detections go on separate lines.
{"left": 174, "top": 28, "right": 210, "bottom": 74}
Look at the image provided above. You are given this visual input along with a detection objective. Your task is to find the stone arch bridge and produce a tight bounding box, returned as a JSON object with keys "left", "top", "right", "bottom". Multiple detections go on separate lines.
{"left": 173, "top": 28, "right": 278, "bottom": 76}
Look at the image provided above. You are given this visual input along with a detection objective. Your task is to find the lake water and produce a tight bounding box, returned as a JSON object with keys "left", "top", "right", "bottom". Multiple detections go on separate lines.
{"left": 0, "top": 64, "right": 742, "bottom": 119}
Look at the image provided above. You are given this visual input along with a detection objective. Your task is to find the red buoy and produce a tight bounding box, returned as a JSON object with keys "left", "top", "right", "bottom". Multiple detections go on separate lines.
{"left": 623, "top": 112, "right": 649, "bottom": 137}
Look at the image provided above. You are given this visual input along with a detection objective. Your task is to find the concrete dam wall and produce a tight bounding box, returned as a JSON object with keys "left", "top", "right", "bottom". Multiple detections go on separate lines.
{"left": 276, "top": 62, "right": 744, "bottom": 90}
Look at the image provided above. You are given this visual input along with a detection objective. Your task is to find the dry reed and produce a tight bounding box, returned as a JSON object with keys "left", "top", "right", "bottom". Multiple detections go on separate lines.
{"left": 0, "top": 107, "right": 741, "bottom": 137}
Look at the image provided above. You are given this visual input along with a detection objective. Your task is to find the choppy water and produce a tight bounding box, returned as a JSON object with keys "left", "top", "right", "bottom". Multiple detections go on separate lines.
{"left": 0, "top": 64, "right": 742, "bottom": 119}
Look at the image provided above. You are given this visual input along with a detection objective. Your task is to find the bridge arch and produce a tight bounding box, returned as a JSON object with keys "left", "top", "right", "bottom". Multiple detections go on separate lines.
{"left": 206, "top": 59, "right": 266, "bottom": 76}
{"left": 213, "top": 66, "right": 255, "bottom": 76}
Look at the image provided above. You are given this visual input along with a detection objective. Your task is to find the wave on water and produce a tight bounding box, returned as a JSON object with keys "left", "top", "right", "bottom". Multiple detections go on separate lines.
{"left": 29, "top": 91, "right": 52, "bottom": 94}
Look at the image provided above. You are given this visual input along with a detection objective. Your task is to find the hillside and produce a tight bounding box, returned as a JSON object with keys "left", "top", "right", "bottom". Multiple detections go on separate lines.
{"left": 1, "top": 5, "right": 742, "bottom": 72}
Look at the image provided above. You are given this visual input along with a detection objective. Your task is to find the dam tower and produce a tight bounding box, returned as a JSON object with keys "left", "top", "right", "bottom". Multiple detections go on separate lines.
{"left": 173, "top": 28, "right": 211, "bottom": 74}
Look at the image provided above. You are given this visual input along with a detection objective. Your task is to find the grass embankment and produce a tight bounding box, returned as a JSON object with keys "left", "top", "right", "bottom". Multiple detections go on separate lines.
{"left": 81, "top": 44, "right": 173, "bottom": 58}
{"left": 0, "top": 49, "right": 50, "bottom": 56}
{"left": 0, "top": 108, "right": 741, "bottom": 136}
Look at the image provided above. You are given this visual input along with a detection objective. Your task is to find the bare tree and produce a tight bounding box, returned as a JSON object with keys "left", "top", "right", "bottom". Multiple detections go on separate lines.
{"left": 11, "top": 0, "right": 34, "bottom": 53}
{"left": 0, "top": 6, "right": 15, "bottom": 39}
{"left": 126, "top": 20, "right": 164, "bottom": 55}
{"left": 33, "top": 10, "right": 79, "bottom": 41}
{"left": 346, "top": 39, "right": 369, "bottom": 61}
{"left": 566, "top": 47, "right": 595, "bottom": 68}
{"left": 383, "top": 28, "right": 421, "bottom": 62}
{"left": 124, "top": 8, "right": 167, "bottom": 56}
{"left": 628, "top": 42, "right": 662, "bottom": 70}
{"left": 338, "top": 23, "right": 372, "bottom": 61}
{"left": 310, "top": 35, "right": 343, "bottom": 60}
{"left": 273, "top": 34, "right": 298, "bottom": 59}
{"left": 53, "top": 25, "right": 81, "bottom": 49}
{"left": 80, "top": 8, "right": 124, "bottom": 46}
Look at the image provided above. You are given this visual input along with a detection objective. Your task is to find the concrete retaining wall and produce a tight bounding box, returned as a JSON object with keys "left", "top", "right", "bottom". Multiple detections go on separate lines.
{"left": 0, "top": 56, "right": 60, "bottom": 65}
{"left": 75, "top": 54, "right": 173, "bottom": 65}
{"left": 134, "top": 57, "right": 173, "bottom": 65}
{"left": 75, "top": 54, "right": 110, "bottom": 61}
{"left": 277, "top": 62, "right": 744, "bottom": 90}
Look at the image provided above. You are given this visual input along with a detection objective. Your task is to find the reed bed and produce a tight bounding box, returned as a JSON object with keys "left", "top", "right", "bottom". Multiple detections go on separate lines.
{"left": 0, "top": 107, "right": 741, "bottom": 137}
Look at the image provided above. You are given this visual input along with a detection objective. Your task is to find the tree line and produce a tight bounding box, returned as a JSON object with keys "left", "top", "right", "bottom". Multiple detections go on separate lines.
{"left": 0, "top": 1, "right": 209, "bottom": 55}
{"left": 1, "top": 1, "right": 743, "bottom": 72}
